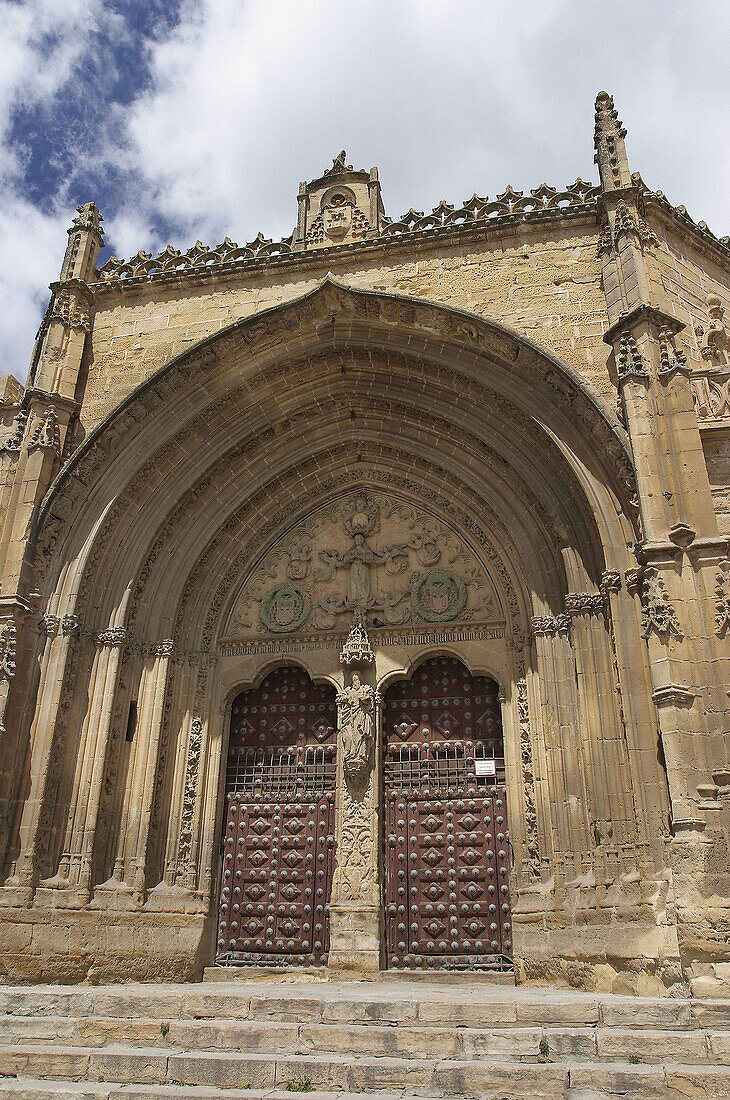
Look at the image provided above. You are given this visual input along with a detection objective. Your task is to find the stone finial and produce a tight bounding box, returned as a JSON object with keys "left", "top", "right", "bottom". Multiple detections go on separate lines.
{"left": 60, "top": 201, "right": 104, "bottom": 282}
{"left": 339, "top": 610, "right": 374, "bottom": 666}
{"left": 594, "top": 91, "right": 632, "bottom": 192}
{"left": 325, "top": 150, "right": 353, "bottom": 176}
{"left": 72, "top": 202, "right": 103, "bottom": 234}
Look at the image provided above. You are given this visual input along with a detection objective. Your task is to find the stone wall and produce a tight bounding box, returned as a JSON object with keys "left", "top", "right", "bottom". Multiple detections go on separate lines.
{"left": 81, "top": 220, "right": 610, "bottom": 432}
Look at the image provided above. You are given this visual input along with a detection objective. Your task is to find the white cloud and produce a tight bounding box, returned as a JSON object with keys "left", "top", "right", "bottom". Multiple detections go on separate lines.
{"left": 0, "top": 0, "right": 114, "bottom": 379}
{"left": 3, "top": 0, "right": 730, "bottom": 381}
{"left": 103, "top": 0, "right": 730, "bottom": 261}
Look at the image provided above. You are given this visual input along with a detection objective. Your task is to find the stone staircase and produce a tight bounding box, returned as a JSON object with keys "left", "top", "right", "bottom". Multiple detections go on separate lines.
{"left": 0, "top": 976, "right": 729, "bottom": 1099}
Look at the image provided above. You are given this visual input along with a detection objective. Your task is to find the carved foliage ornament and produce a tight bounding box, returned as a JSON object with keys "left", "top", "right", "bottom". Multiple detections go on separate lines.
{"left": 517, "top": 678, "right": 540, "bottom": 880}
{"left": 0, "top": 620, "right": 17, "bottom": 681}
{"left": 51, "top": 288, "right": 90, "bottom": 332}
{"left": 640, "top": 570, "right": 682, "bottom": 642}
{"left": 716, "top": 561, "right": 730, "bottom": 638}
{"left": 617, "top": 331, "right": 649, "bottom": 381}
{"left": 176, "top": 714, "right": 203, "bottom": 883}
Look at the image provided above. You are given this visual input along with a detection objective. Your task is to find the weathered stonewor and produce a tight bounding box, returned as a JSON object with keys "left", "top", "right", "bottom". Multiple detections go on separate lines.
{"left": 0, "top": 93, "right": 728, "bottom": 996}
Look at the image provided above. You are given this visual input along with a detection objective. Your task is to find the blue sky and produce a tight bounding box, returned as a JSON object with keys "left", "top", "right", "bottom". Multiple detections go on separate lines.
{"left": 1, "top": 0, "right": 728, "bottom": 381}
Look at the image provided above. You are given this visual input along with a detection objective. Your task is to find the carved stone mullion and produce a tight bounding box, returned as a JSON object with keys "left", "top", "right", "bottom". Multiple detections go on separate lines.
{"left": 328, "top": 614, "right": 382, "bottom": 976}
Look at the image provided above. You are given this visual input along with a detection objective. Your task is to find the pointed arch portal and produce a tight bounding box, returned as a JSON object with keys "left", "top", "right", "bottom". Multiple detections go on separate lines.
{"left": 2, "top": 279, "right": 674, "bottom": 984}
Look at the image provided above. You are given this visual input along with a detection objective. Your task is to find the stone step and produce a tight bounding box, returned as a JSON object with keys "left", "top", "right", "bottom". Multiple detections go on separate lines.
{"left": 2, "top": 982, "right": 729, "bottom": 1031}
{"left": 2, "top": 1085, "right": 420, "bottom": 1100}
{"left": 2, "top": 1046, "right": 730, "bottom": 1099}
{"left": 0, "top": 1017, "right": 728, "bottom": 1065}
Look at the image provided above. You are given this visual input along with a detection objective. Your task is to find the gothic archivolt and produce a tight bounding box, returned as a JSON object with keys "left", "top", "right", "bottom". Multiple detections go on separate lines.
{"left": 31, "top": 280, "right": 635, "bottom": 612}
{"left": 225, "top": 491, "right": 503, "bottom": 638}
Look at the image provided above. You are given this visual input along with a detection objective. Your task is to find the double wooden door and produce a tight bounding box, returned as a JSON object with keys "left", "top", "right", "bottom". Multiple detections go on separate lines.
{"left": 384, "top": 656, "right": 512, "bottom": 971}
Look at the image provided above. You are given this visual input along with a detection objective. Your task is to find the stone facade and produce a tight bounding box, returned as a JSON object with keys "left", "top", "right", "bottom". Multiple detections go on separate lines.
{"left": 0, "top": 94, "right": 728, "bottom": 994}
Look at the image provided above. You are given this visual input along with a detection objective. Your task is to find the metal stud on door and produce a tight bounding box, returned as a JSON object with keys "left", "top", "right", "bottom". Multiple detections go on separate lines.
{"left": 384, "top": 656, "right": 512, "bottom": 971}
{"left": 216, "top": 667, "right": 337, "bottom": 967}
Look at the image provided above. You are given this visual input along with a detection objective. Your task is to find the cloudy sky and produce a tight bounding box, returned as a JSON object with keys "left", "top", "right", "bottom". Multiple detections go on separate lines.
{"left": 1, "top": 0, "right": 728, "bottom": 381}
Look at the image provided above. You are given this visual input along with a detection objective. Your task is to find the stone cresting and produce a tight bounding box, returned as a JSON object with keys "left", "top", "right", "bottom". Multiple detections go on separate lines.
{"left": 90, "top": 174, "right": 730, "bottom": 296}
{"left": 93, "top": 178, "right": 601, "bottom": 285}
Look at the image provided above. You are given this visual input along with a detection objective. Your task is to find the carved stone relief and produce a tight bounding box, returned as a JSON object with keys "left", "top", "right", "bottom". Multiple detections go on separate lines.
{"left": 696, "top": 295, "right": 730, "bottom": 364}
{"left": 225, "top": 492, "right": 502, "bottom": 638}
{"left": 338, "top": 674, "right": 379, "bottom": 783}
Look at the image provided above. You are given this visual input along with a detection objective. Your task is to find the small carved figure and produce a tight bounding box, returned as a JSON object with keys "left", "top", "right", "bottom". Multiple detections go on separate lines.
{"left": 696, "top": 295, "right": 730, "bottom": 364}
{"left": 337, "top": 673, "right": 379, "bottom": 781}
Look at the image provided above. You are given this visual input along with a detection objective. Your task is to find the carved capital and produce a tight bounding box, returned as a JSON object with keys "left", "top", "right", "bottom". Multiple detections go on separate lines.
{"left": 96, "top": 628, "right": 127, "bottom": 648}
{"left": 61, "top": 614, "right": 80, "bottom": 636}
{"left": 531, "top": 614, "right": 571, "bottom": 637}
{"left": 625, "top": 569, "right": 642, "bottom": 595}
{"left": 565, "top": 592, "right": 605, "bottom": 617}
{"left": 600, "top": 570, "right": 621, "bottom": 596}
{"left": 38, "top": 614, "right": 60, "bottom": 639}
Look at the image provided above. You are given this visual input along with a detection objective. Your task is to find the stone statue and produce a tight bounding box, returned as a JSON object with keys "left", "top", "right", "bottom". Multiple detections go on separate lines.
{"left": 337, "top": 673, "right": 380, "bottom": 781}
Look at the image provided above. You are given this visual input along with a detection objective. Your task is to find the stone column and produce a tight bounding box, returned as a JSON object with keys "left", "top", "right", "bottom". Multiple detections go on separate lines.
{"left": 53, "top": 628, "right": 126, "bottom": 900}
{"left": 328, "top": 613, "right": 382, "bottom": 977}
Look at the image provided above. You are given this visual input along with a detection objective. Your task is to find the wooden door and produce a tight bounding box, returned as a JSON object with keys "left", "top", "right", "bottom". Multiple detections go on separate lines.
{"left": 384, "top": 656, "right": 512, "bottom": 971}
{"left": 216, "top": 667, "right": 337, "bottom": 966}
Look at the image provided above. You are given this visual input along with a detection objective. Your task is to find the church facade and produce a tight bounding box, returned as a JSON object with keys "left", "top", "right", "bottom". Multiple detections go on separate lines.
{"left": 0, "top": 94, "right": 729, "bottom": 995}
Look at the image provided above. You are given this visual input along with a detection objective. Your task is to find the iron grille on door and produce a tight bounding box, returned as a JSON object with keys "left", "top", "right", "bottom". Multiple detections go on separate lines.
{"left": 384, "top": 656, "right": 512, "bottom": 971}
{"left": 216, "top": 667, "right": 336, "bottom": 967}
